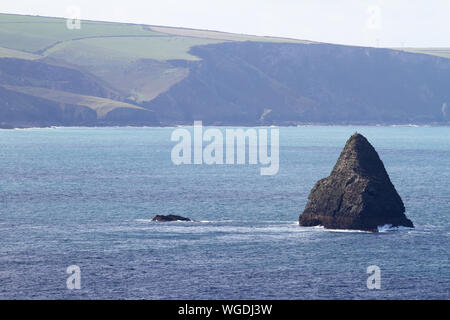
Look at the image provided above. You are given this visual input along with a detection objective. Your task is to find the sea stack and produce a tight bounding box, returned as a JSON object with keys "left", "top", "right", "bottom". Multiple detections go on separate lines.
{"left": 299, "top": 133, "right": 414, "bottom": 232}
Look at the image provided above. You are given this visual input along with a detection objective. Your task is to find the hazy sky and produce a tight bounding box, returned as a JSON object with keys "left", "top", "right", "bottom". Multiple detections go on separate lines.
{"left": 1, "top": 0, "right": 449, "bottom": 47}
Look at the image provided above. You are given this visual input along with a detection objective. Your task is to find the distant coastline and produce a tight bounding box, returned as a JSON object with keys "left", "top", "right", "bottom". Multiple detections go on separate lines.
{"left": 2, "top": 122, "right": 449, "bottom": 130}
{"left": 2, "top": 14, "right": 450, "bottom": 132}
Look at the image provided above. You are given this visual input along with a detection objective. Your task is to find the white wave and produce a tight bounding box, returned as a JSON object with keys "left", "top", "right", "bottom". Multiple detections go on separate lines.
{"left": 390, "top": 124, "right": 420, "bottom": 127}
{"left": 299, "top": 225, "right": 371, "bottom": 233}
{"left": 324, "top": 228, "right": 372, "bottom": 233}
{"left": 377, "top": 224, "right": 414, "bottom": 232}
{"left": 304, "top": 224, "right": 412, "bottom": 233}
{"left": 12, "top": 127, "right": 47, "bottom": 131}
{"left": 135, "top": 219, "right": 154, "bottom": 223}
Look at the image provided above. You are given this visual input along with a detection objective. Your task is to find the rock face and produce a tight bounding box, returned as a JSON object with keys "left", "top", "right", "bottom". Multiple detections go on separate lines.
{"left": 152, "top": 214, "right": 191, "bottom": 222}
{"left": 299, "top": 133, "right": 414, "bottom": 232}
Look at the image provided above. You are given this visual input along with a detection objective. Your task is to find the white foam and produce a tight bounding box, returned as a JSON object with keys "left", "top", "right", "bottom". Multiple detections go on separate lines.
{"left": 324, "top": 228, "right": 372, "bottom": 233}
{"left": 377, "top": 224, "right": 414, "bottom": 232}
{"left": 301, "top": 225, "right": 372, "bottom": 233}
{"left": 390, "top": 124, "right": 420, "bottom": 127}
{"left": 135, "top": 219, "right": 153, "bottom": 223}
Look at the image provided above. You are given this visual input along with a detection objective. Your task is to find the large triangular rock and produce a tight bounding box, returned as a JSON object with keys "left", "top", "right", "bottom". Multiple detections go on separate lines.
{"left": 299, "top": 133, "right": 414, "bottom": 232}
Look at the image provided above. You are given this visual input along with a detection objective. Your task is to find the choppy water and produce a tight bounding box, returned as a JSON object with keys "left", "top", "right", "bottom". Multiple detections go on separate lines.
{"left": 0, "top": 126, "right": 449, "bottom": 299}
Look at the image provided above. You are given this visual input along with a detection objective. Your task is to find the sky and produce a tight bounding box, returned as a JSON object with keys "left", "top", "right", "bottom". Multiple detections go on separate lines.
{"left": 1, "top": 0, "right": 449, "bottom": 48}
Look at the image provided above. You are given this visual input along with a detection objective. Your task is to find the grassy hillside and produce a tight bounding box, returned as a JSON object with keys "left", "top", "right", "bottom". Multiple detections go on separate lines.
{"left": 1, "top": 12, "right": 449, "bottom": 127}
{"left": 0, "top": 13, "right": 306, "bottom": 57}
{"left": 0, "top": 14, "right": 164, "bottom": 53}
{"left": 0, "top": 13, "right": 311, "bottom": 104}
{"left": 44, "top": 36, "right": 223, "bottom": 62}
{"left": 150, "top": 26, "right": 313, "bottom": 44}
{"left": 0, "top": 55, "right": 157, "bottom": 126}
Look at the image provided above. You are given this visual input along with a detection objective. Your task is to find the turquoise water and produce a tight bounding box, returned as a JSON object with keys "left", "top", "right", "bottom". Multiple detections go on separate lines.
{"left": 0, "top": 126, "right": 449, "bottom": 299}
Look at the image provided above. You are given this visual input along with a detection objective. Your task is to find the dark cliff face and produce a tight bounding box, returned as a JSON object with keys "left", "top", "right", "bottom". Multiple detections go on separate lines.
{"left": 147, "top": 42, "right": 450, "bottom": 125}
{"left": 0, "top": 58, "right": 159, "bottom": 127}
{"left": 0, "top": 58, "right": 118, "bottom": 99}
{"left": 0, "top": 86, "right": 97, "bottom": 128}
{"left": 299, "top": 133, "right": 414, "bottom": 231}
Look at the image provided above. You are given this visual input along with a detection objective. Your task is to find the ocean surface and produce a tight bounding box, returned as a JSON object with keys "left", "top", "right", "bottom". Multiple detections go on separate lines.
{"left": 0, "top": 125, "right": 448, "bottom": 299}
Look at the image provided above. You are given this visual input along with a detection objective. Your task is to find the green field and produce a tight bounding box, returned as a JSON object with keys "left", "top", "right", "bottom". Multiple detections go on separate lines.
{"left": 45, "top": 36, "right": 224, "bottom": 62}
{"left": 0, "top": 13, "right": 164, "bottom": 53}
{"left": 1, "top": 12, "right": 315, "bottom": 104}
{"left": 2, "top": 12, "right": 448, "bottom": 118}
{"left": 1, "top": 12, "right": 448, "bottom": 69}
{"left": 150, "top": 25, "right": 314, "bottom": 44}
{"left": 0, "top": 12, "right": 309, "bottom": 58}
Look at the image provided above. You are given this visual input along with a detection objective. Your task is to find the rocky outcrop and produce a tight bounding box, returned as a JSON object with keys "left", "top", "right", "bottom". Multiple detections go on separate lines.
{"left": 299, "top": 133, "right": 414, "bottom": 232}
{"left": 152, "top": 215, "right": 192, "bottom": 222}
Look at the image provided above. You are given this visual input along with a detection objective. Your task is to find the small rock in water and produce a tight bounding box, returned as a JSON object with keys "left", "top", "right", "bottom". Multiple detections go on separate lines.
{"left": 299, "top": 133, "right": 414, "bottom": 232}
{"left": 152, "top": 214, "right": 192, "bottom": 222}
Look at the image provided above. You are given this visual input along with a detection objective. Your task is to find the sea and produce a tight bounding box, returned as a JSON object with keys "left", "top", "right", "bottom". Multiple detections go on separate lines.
{"left": 0, "top": 125, "right": 448, "bottom": 299}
